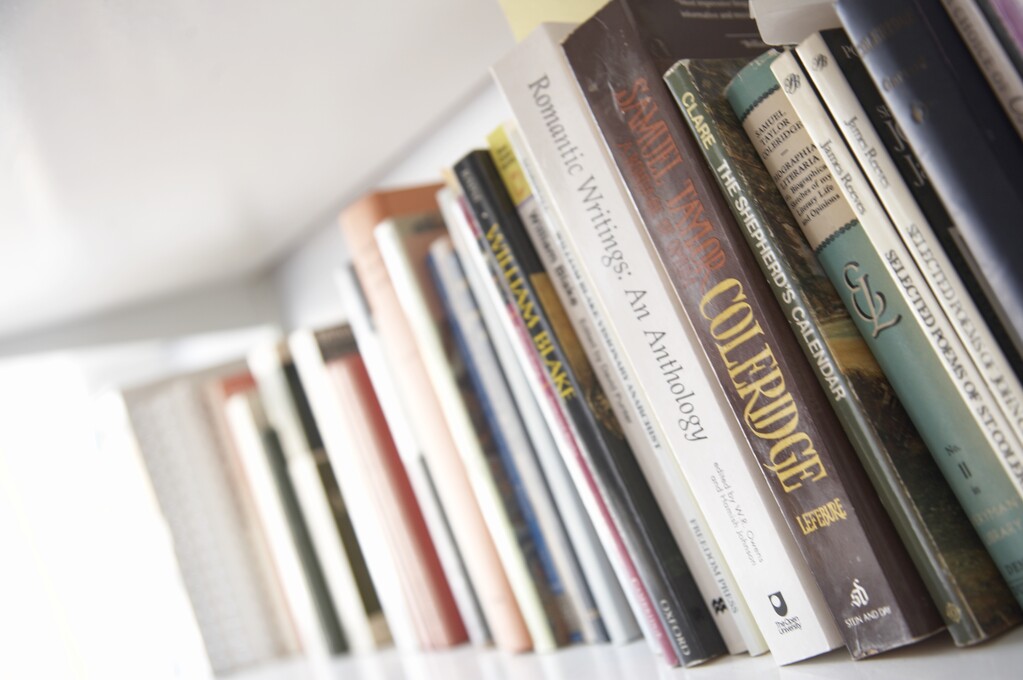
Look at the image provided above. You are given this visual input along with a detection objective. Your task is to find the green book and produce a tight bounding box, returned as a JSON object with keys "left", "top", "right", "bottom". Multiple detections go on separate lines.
{"left": 722, "top": 50, "right": 1023, "bottom": 631}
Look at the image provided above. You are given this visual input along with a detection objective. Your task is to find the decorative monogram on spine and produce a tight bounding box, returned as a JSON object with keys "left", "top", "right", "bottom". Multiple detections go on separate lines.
{"left": 843, "top": 262, "right": 900, "bottom": 337}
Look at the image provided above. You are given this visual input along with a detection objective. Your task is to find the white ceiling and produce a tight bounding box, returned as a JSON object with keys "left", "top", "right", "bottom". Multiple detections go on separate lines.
{"left": 0, "top": 0, "right": 514, "bottom": 339}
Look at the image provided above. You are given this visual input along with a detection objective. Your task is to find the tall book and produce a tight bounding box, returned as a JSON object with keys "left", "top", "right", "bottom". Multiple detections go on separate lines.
{"left": 735, "top": 48, "right": 1023, "bottom": 611}
{"left": 668, "top": 55, "right": 1021, "bottom": 647}
{"left": 340, "top": 186, "right": 532, "bottom": 652}
{"left": 488, "top": 119, "right": 763, "bottom": 657}
{"left": 835, "top": 0, "right": 1023, "bottom": 397}
{"left": 563, "top": 0, "right": 944, "bottom": 657}
{"left": 335, "top": 264, "right": 489, "bottom": 646}
{"left": 455, "top": 148, "right": 727, "bottom": 667}
{"left": 437, "top": 186, "right": 635, "bottom": 645}
{"left": 375, "top": 214, "right": 570, "bottom": 651}
{"left": 491, "top": 22, "right": 838, "bottom": 664}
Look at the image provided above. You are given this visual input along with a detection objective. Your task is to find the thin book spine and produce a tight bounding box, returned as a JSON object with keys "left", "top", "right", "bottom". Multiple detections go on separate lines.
{"left": 797, "top": 31, "right": 1023, "bottom": 494}
{"left": 438, "top": 185, "right": 634, "bottom": 645}
{"left": 456, "top": 148, "right": 727, "bottom": 667}
{"left": 427, "top": 235, "right": 581, "bottom": 644}
{"left": 670, "top": 55, "right": 1021, "bottom": 647}
{"left": 375, "top": 218, "right": 561, "bottom": 651}
{"left": 489, "top": 118, "right": 762, "bottom": 657}
{"left": 335, "top": 266, "right": 488, "bottom": 647}
{"left": 731, "top": 49, "right": 1023, "bottom": 607}
{"left": 564, "top": 0, "right": 943, "bottom": 658}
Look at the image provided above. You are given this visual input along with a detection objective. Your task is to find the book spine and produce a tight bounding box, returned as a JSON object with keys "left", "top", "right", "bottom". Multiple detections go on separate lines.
{"left": 335, "top": 266, "right": 488, "bottom": 647}
{"left": 456, "top": 149, "right": 728, "bottom": 666}
{"left": 734, "top": 49, "right": 1023, "bottom": 607}
{"left": 940, "top": 0, "right": 1023, "bottom": 138}
{"left": 490, "top": 107, "right": 763, "bottom": 655}
{"left": 671, "top": 55, "right": 1020, "bottom": 647}
{"left": 771, "top": 48, "right": 1023, "bottom": 609}
{"left": 438, "top": 186, "right": 634, "bottom": 645}
{"left": 427, "top": 236, "right": 580, "bottom": 643}
{"left": 487, "top": 120, "right": 756, "bottom": 657}
{"left": 375, "top": 220, "right": 559, "bottom": 651}
{"left": 817, "top": 28, "right": 1023, "bottom": 383}
{"left": 802, "top": 30, "right": 1023, "bottom": 462}
{"left": 223, "top": 392, "right": 345, "bottom": 657}
{"left": 977, "top": 0, "right": 1023, "bottom": 74}
{"left": 565, "top": 0, "right": 944, "bottom": 658}
{"left": 491, "top": 25, "right": 837, "bottom": 664}
{"left": 835, "top": 0, "right": 1023, "bottom": 393}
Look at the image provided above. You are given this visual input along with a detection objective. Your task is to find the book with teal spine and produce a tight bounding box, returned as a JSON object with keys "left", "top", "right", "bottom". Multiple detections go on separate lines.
{"left": 727, "top": 50, "right": 1023, "bottom": 610}
{"left": 670, "top": 55, "right": 1021, "bottom": 646}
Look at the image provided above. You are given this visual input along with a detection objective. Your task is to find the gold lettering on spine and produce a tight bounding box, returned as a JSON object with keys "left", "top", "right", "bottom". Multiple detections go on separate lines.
{"left": 700, "top": 278, "right": 827, "bottom": 492}
{"left": 487, "top": 222, "right": 574, "bottom": 399}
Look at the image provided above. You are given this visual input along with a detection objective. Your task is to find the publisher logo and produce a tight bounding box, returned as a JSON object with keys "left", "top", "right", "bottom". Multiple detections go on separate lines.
{"left": 784, "top": 73, "right": 800, "bottom": 94}
{"left": 850, "top": 579, "right": 869, "bottom": 608}
{"left": 811, "top": 54, "right": 828, "bottom": 71}
{"left": 712, "top": 598, "right": 728, "bottom": 615}
{"left": 768, "top": 591, "right": 788, "bottom": 617}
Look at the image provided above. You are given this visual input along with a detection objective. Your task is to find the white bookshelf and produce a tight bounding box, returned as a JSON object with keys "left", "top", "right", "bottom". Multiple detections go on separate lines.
{"left": 229, "top": 627, "right": 1023, "bottom": 680}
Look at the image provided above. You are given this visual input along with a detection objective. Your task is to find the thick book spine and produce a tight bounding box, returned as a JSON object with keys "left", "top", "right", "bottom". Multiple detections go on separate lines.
{"left": 456, "top": 149, "right": 727, "bottom": 667}
{"left": 798, "top": 31, "right": 1023, "bottom": 472}
{"left": 335, "top": 266, "right": 488, "bottom": 647}
{"left": 835, "top": 0, "right": 1023, "bottom": 387}
{"left": 427, "top": 235, "right": 581, "bottom": 644}
{"left": 565, "top": 0, "right": 944, "bottom": 658}
{"left": 438, "top": 186, "right": 635, "bottom": 645}
{"left": 816, "top": 27, "right": 1023, "bottom": 384}
{"left": 731, "top": 50, "right": 1023, "bottom": 609}
{"left": 376, "top": 217, "right": 562, "bottom": 651}
{"left": 487, "top": 120, "right": 757, "bottom": 657}
{"left": 941, "top": 0, "right": 1023, "bottom": 138}
{"left": 671, "top": 56, "right": 1021, "bottom": 647}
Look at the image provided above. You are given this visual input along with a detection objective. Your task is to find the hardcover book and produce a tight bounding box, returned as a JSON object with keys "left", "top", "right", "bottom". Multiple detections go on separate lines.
{"left": 670, "top": 55, "right": 1021, "bottom": 647}
{"left": 563, "top": 0, "right": 943, "bottom": 657}
{"left": 455, "top": 148, "right": 727, "bottom": 667}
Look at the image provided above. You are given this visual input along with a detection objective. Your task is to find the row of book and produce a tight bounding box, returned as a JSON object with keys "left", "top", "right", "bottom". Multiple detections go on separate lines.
{"left": 120, "top": 0, "right": 1023, "bottom": 674}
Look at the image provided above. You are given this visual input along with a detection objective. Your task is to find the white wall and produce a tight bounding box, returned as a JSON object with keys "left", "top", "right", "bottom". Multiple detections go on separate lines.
{"left": 272, "top": 80, "right": 511, "bottom": 333}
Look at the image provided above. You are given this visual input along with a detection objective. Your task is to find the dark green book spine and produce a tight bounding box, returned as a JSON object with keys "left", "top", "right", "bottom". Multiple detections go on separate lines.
{"left": 454, "top": 149, "right": 726, "bottom": 667}
{"left": 669, "top": 56, "right": 1021, "bottom": 646}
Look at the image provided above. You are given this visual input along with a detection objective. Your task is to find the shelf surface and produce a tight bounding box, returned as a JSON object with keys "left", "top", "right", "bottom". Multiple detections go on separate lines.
{"left": 226, "top": 624, "right": 1023, "bottom": 680}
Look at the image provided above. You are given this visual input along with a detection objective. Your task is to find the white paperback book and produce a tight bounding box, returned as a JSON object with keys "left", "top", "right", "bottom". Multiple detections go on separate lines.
{"left": 491, "top": 22, "right": 842, "bottom": 663}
